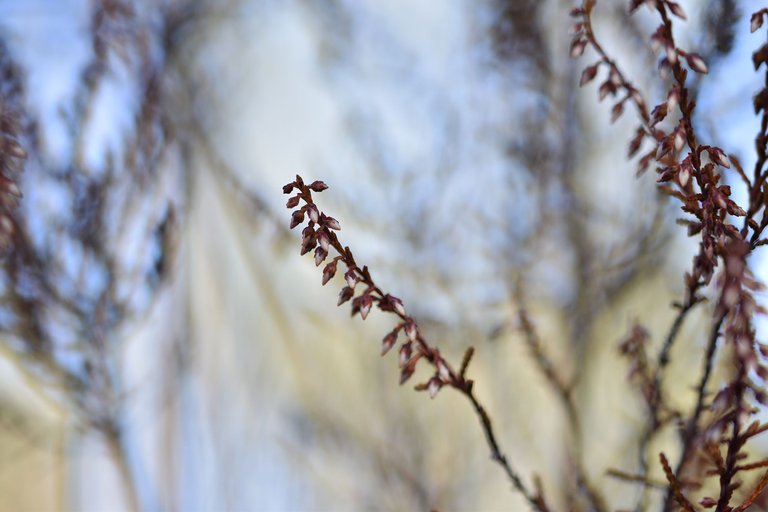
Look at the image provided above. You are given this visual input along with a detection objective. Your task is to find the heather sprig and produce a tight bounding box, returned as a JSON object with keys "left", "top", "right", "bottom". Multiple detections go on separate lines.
{"left": 284, "top": 174, "right": 552, "bottom": 511}
{"left": 574, "top": 1, "right": 768, "bottom": 509}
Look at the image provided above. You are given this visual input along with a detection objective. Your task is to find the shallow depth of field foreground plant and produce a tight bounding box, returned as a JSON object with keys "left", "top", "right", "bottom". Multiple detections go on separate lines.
{"left": 284, "top": 2, "right": 768, "bottom": 511}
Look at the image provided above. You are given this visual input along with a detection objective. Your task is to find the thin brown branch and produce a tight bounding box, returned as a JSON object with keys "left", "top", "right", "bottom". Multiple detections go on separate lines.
{"left": 664, "top": 312, "right": 726, "bottom": 511}
{"left": 284, "top": 175, "right": 552, "bottom": 511}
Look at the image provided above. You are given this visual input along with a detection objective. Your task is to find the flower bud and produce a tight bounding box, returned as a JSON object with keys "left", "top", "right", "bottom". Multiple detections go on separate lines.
{"left": 381, "top": 331, "right": 397, "bottom": 356}
{"left": 427, "top": 377, "right": 442, "bottom": 399}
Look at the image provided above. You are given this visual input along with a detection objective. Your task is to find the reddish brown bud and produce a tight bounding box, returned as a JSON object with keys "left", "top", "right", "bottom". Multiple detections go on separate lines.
{"left": 580, "top": 63, "right": 599, "bottom": 86}
{"left": 610, "top": 102, "right": 624, "bottom": 123}
{"left": 666, "top": 46, "right": 677, "bottom": 66}
{"left": 300, "top": 230, "right": 316, "bottom": 255}
{"left": 707, "top": 147, "right": 730, "bottom": 168}
{"left": 686, "top": 53, "right": 708, "bottom": 74}
{"left": 687, "top": 222, "right": 702, "bottom": 237}
{"left": 359, "top": 294, "right": 373, "bottom": 320}
{"left": 307, "top": 204, "right": 320, "bottom": 224}
{"left": 344, "top": 268, "right": 357, "bottom": 289}
{"left": 667, "top": 1, "right": 686, "bottom": 20}
{"left": 667, "top": 87, "right": 680, "bottom": 112}
{"left": 283, "top": 182, "right": 295, "bottom": 194}
{"left": 570, "top": 38, "right": 587, "bottom": 58}
{"left": 290, "top": 209, "right": 305, "bottom": 229}
{"left": 322, "top": 261, "right": 337, "bottom": 285}
{"left": 752, "top": 11, "right": 765, "bottom": 33}
{"left": 436, "top": 360, "right": 451, "bottom": 381}
{"left": 317, "top": 230, "right": 330, "bottom": 252}
{"left": 427, "top": 377, "right": 442, "bottom": 399}
{"left": 309, "top": 180, "right": 328, "bottom": 192}
{"left": 399, "top": 363, "right": 416, "bottom": 385}
{"left": 650, "top": 102, "right": 668, "bottom": 125}
{"left": 399, "top": 342, "right": 413, "bottom": 368}
{"left": 391, "top": 297, "right": 406, "bottom": 316}
{"left": 314, "top": 246, "right": 328, "bottom": 266}
{"left": 628, "top": 128, "right": 645, "bottom": 157}
{"left": 569, "top": 22, "right": 584, "bottom": 36}
{"left": 324, "top": 217, "right": 341, "bottom": 231}
{"left": 598, "top": 81, "right": 615, "bottom": 101}
{"left": 381, "top": 331, "right": 398, "bottom": 356}
{"left": 338, "top": 286, "right": 354, "bottom": 306}
{"left": 673, "top": 127, "right": 685, "bottom": 152}
{"left": 286, "top": 195, "right": 300, "bottom": 208}
{"left": 405, "top": 321, "right": 418, "bottom": 342}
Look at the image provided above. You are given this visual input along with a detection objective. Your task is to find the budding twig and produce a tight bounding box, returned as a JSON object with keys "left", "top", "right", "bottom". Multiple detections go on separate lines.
{"left": 284, "top": 175, "right": 551, "bottom": 511}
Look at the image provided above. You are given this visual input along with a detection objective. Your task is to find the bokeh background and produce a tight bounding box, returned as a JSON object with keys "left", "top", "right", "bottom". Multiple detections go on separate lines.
{"left": 0, "top": 0, "right": 766, "bottom": 510}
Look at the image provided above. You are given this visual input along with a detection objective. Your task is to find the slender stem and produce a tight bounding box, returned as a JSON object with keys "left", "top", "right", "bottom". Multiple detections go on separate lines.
{"left": 286, "top": 177, "right": 551, "bottom": 511}
{"left": 663, "top": 313, "right": 726, "bottom": 512}
{"left": 463, "top": 388, "right": 549, "bottom": 511}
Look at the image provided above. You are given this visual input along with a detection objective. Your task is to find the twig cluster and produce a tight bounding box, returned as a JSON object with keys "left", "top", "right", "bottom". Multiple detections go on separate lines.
{"left": 285, "top": 1, "right": 768, "bottom": 511}
{"left": 573, "top": 0, "right": 768, "bottom": 509}
{"left": 284, "top": 174, "right": 552, "bottom": 511}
